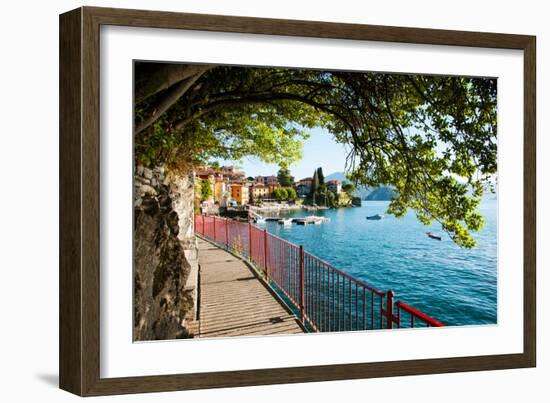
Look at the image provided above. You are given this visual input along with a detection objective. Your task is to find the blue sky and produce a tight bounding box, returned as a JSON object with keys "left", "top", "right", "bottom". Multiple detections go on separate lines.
{"left": 220, "top": 128, "right": 351, "bottom": 180}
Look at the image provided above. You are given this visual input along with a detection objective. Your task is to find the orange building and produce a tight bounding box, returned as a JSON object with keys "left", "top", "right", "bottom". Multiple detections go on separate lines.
{"left": 229, "top": 183, "right": 249, "bottom": 205}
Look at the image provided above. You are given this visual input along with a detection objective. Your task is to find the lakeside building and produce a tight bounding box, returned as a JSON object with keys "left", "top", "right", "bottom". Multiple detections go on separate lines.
{"left": 195, "top": 166, "right": 215, "bottom": 177}
{"left": 221, "top": 165, "right": 245, "bottom": 180}
{"left": 229, "top": 183, "right": 249, "bottom": 206}
{"left": 255, "top": 175, "right": 279, "bottom": 186}
{"left": 296, "top": 177, "right": 313, "bottom": 197}
{"left": 296, "top": 184, "right": 310, "bottom": 197}
{"left": 327, "top": 179, "right": 342, "bottom": 194}
{"left": 250, "top": 183, "right": 270, "bottom": 205}
{"left": 195, "top": 165, "right": 343, "bottom": 207}
{"left": 213, "top": 179, "right": 227, "bottom": 204}
{"left": 195, "top": 165, "right": 256, "bottom": 206}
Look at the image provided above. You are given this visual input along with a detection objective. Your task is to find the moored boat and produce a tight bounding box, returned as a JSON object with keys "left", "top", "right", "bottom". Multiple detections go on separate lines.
{"left": 278, "top": 218, "right": 293, "bottom": 226}
{"left": 295, "top": 216, "right": 330, "bottom": 225}
{"left": 366, "top": 214, "right": 384, "bottom": 220}
{"left": 426, "top": 232, "right": 442, "bottom": 241}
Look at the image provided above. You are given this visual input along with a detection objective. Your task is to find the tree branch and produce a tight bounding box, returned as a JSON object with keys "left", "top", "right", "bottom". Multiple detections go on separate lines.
{"left": 134, "top": 64, "right": 212, "bottom": 104}
{"left": 135, "top": 71, "right": 206, "bottom": 135}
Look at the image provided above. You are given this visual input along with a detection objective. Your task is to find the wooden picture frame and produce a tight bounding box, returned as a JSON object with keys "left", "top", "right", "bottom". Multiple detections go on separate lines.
{"left": 59, "top": 6, "right": 536, "bottom": 396}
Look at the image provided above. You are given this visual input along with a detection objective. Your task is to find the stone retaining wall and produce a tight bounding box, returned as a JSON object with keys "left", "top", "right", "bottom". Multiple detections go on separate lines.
{"left": 133, "top": 165, "right": 199, "bottom": 340}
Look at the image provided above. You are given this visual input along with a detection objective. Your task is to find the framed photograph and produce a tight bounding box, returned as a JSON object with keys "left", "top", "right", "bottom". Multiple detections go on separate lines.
{"left": 59, "top": 6, "right": 536, "bottom": 396}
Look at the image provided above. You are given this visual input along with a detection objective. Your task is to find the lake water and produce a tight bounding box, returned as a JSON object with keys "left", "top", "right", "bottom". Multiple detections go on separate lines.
{"left": 263, "top": 201, "right": 497, "bottom": 326}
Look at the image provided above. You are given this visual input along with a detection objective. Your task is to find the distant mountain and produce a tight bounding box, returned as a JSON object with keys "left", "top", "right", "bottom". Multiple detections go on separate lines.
{"left": 356, "top": 187, "right": 372, "bottom": 200}
{"left": 365, "top": 186, "right": 396, "bottom": 201}
{"left": 324, "top": 172, "right": 347, "bottom": 182}
{"left": 325, "top": 171, "right": 497, "bottom": 202}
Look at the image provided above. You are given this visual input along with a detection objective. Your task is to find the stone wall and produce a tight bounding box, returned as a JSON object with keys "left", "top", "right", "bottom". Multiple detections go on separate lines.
{"left": 133, "top": 165, "right": 199, "bottom": 340}
{"left": 168, "top": 172, "right": 199, "bottom": 296}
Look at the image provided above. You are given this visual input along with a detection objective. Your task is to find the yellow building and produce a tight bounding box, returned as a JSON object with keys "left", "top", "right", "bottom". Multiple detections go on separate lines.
{"left": 213, "top": 180, "right": 226, "bottom": 203}
{"left": 250, "top": 184, "right": 270, "bottom": 204}
{"left": 229, "top": 184, "right": 249, "bottom": 205}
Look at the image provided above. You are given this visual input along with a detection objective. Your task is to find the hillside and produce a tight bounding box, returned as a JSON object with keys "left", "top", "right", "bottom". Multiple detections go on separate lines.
{"left": 364, "top": 186, "right": 396, "bottom": 201}
{"left": 325, "top": 172, "right": 393, "bottom": 200}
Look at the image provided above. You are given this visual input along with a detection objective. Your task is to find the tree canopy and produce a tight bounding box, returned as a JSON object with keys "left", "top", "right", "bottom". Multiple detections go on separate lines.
{"left": 316, "top": 167, "right": 325, "bottom": 186}
{"left": 342, "top": 181, "right": 355, "bottom": 195}
{"left": 134, "top": 63, "right": 497, "bottom": 247}
{"left": 199, "top": 178, "right": 212, "bottom": 202}
{"left": 272, "top": 188, "right": 288, "bottom": 201}
{"left": 277, "top": 166, "right": 294, "bottom": 187}
{"left": 285, "top": 187, "right": 297, "bottom": 202}
{"left": 307, "top": 167, "right": 330, "bottom": 207}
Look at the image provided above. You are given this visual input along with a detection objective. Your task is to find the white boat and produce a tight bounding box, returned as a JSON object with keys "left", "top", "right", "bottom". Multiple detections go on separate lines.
{"left": 278, "top": 218, "right": 293, "bottom": 226}
{"left": 296, "top": 216, "right": 330, "bottom": 225}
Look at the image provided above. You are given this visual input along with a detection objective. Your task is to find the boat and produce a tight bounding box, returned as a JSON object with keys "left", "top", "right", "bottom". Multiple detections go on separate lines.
{"left": 307, "top": 215, "right": 330, "bottom": 223}
{"left": 295, "top": 216, "right": 330, "bottom": 225}
{"left": 255, "top": 215, "right": 266, "bottom": 224}
{"left": 366, "top": 214, "right": 384, "bottom": 220}
{"left": 278, "top": 218, "right": 293, "bottom": 226}
{"left": 426, "top": 232, "right": 442, "bottom": 241}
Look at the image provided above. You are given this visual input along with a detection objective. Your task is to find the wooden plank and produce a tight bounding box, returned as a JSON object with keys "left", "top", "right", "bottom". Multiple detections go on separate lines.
{"left": 197, "top": 238, "right": 305, "bottom": 338}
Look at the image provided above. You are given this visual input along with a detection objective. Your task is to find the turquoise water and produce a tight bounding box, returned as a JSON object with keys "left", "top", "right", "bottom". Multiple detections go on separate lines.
{"left": 263, "top": 201, "right": 497, "bottom": 326}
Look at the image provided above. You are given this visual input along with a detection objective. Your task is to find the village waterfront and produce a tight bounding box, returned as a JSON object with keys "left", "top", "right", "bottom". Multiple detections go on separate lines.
{"left": 195, "top": 165, "right": 497, "bottom": 327}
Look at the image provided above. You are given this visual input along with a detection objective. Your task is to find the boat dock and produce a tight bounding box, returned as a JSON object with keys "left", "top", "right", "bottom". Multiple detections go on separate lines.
{"left": 195, "top": 237, "right": 306, "bottom": 338}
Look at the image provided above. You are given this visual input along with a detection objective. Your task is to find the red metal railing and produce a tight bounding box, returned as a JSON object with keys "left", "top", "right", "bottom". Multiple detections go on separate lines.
{"left": 195, "top": 214, "right": 444, "bottom": 332}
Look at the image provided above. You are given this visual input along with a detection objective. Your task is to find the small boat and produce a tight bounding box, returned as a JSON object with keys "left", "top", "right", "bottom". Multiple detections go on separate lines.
{"left": 255, "top": 215, "right": 266, "bottom": 224}
{"left": 295, "top": 216, "right": 329, "bottom": 225}
{"left": 278, "top": 218, "right": 292, "bottom": 226}
{"left": 366, "top": 214, "right": 384, "bottom": 220}
{"left": 426, "top": 232, "right": 442, "bottom": 241}
{"left": 307, "top": 215, "right": 329, "bottom": 223}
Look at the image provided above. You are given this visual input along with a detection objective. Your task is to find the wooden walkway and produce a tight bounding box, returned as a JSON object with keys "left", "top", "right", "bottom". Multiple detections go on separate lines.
{"left": 196, "top": 237, "right": 305, "bottom": 338}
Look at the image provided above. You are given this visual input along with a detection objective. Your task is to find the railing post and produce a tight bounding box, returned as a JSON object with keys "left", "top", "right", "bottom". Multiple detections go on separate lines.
{"left": 225, "top": 217, "right": 229, "bottom": 248}
{"left": 213, "top": 216, "right": 216, "bottom": 240}
{"left": 248, "top": 222, "right": 252, "bottom": 260}
{"left": 263, "top": 229, "right": 268, "bottom": 277}
{"left": 299, "top": 245, "right": 305, "bottom": 324}
{"left": 385, "top": 290, "right": 394, "bottom": 329}
{"left": 202, "top": 214, "right": 205, "bottom": 235}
